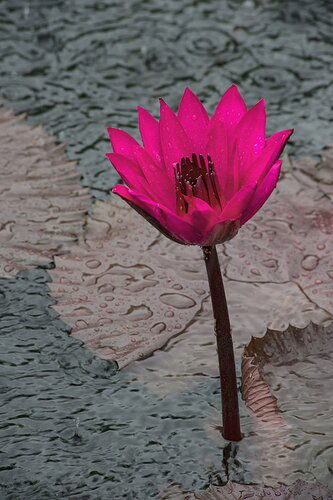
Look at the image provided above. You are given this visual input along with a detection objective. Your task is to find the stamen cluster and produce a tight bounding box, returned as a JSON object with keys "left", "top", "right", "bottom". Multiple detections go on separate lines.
{"left": 174, "top": 153, "right": 221, "bottom": 214}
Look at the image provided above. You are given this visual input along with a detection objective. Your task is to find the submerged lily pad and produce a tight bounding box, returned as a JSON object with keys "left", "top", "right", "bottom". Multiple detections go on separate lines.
{"left": 242, "top": 322, "right": 333, "bottom": 424}
{"left": 49, "top": 195, "right": 209, "bottom": 368}
{"left": 0, "top": 106, "right": 90, "bottom": 277}
{"left": 182, "top": 479, "right": 332, "bottom": 499}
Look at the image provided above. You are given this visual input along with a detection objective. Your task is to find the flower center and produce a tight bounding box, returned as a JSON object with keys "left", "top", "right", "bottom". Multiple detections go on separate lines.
{"left": 173, "top": 153, "right": 221, "bottom": 215}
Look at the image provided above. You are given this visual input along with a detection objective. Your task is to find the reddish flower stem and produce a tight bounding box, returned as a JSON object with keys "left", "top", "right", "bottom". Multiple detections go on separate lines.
{"left": 202, "top": 245, "right": 242, "bottom": 441}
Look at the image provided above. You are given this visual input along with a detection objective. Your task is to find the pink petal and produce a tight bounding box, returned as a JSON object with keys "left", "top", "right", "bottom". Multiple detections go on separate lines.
{"left": 211, "top": 84, "right": 247, "bottom": 132}
{"left": 132, "top": 147, "right": 175, "bottom": 208}
{"left": 159, "top": 99, "right": 193, "bottom": 180}
{"left": 241, "top": 160, "right": 282, "bottom": 225}
{"left": 202, "top": 219, "right": 240, "bottom": 246}
{"left": 235, "top": 99, "right": 266, "bottom": 171}
{"left": 108, "top": 128, "right": 141, "bottom": 160}
{"left": 112, "top": 184, "right": 204, "bottom": 245}
{"left": 205, "top": 118, "right": 228, "bottom": 196}
{"left": 106, "top": 153, "right": 150, "bottom": 196}
{"left": 241, "top": 128, "right": 293, "bottom": 185}
{"left": 177, "top": 88, "right": 209, "bottom": 151}
{"left": 220, "top": 183, "right": 257, "bottom": 221}
{"left": 138, "top": 106, "right": 162, "bottom": 165}
{"left": 183, "top": 194, "right": 217, "bottom": 226}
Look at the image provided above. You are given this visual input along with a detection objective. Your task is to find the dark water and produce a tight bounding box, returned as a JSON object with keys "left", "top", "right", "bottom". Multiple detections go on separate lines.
{"left": 1, "top": 0, "right": 333, "bottom": 198}
{"left": 0, "top": 270, "right": 233, "bottom": 498}
{"left": 0, "top": 0, "right": 333, "bottom": 498}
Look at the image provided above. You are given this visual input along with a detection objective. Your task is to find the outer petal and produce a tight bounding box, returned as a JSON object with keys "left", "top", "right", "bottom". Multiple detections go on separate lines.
{"left": 241, "top": 160, "right": 282, "bottom": 225}
{"left": 220, "top": 183, "right": 257, "bottom": 221}
{"left": 112, "top": 184, "right": 205, "bottom": 245}
{"left": 106, "top": 153, "right": 151, "bottom": 197}
{"left": 202, "top": 220, "right": 240, "bottom": 246}
{"left": 211, "top": 84, "right": 247, "bottom": 132}
{"left": 159, "top": 99, "right": 192, "bottom": 180}
{"left": 235, "top": 99, "right": 266, "bottom": 172}
{"left": 241, "top": 128, "right": 293, "bottom": 185}
{"left": 138, "top": 106, "right": 162, "bottom": 165}
{"left": 177, "top": 88, "right": 209, "bottom": 151}
{"left": 205, "top": 118, "right": 228, "bottom": 197}
{"left": 108, "top": 128, "right": 141, "bottom": 160}
{"left": 133, "top": 147, "right": 175, "bottom": 208}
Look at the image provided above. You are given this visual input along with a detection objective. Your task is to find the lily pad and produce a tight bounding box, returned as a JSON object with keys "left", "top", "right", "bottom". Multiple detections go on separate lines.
{"left": 182, "top": 479, "right": 332, "bottom": 499}
{"left": 49, "top": 195, "right": 209, "bottom": 368}
{"left": 291, "top": 144, "right": 333, "bottom": 201}
{"left": 225, "top": 170, "right": 333, "bottom": 315}
{"left": 48, "top": 149, "right": 333, "bottom": 369}
{"left": 242, "top": 322, "right": 333, "bottom": 424}
{"left": 0, "top": 106, "right": 90, "bottom": 277}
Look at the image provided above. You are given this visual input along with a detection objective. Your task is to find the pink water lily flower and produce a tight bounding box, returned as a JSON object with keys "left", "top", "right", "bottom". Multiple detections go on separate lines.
{"left": 106, "top": 85, "right": 293, "bottom": 246}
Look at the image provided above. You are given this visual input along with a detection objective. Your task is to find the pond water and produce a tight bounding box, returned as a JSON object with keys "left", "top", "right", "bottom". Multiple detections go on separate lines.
{"left": 0, "top": 0, "right": 332, "bottom": 498}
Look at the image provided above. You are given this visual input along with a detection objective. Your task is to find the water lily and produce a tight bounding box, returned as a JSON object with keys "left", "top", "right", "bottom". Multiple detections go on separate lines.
{"left": 106, "top": 85, "right": 293, "bottom": 441}
{"left": 107, "top": 85, "right": 293, "bottom": 246}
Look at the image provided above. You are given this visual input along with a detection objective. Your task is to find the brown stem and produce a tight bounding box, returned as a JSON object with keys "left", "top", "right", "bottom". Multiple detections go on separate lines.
{"left": 202, "top": 245, "right": 242, "bottom": 441}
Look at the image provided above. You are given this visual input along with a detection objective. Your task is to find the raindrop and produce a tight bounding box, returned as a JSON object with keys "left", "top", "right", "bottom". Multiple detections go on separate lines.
{"left": 171, "top": 283, "right": 183, "bottom": 290}
{"left": 262, "top": 259, "right": 277, "bottom": 269}
{"left": 74, "top": 306, "right": 93, "bottom": 316}
{"left": 75, "top": 319, "right": 89, "bottom": 328}
{"left": 98, "top": 284, "right": 114, "bottom": 294}
{"left": 86, "top": 259, "right": 102, "bottom": 269}
{"left": 160, "top": 293, "right": 196, "bottom": 309}
{"left": 250, "top": 268, "right": 261, "bottom": 276}
{"left": 98, "top": 318, "right": 112, "bottom": 326}
{"left": 150, "top": 322, "right": 166, "bottom": 335}
{"left": 126, "top": 304, "right": 152, "bottom": 321}
{"left": 164, "top": 310, "right": 174, "bottom": 318}
{"left": 301, "top": 255, "right": 319, "bottom": 271}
